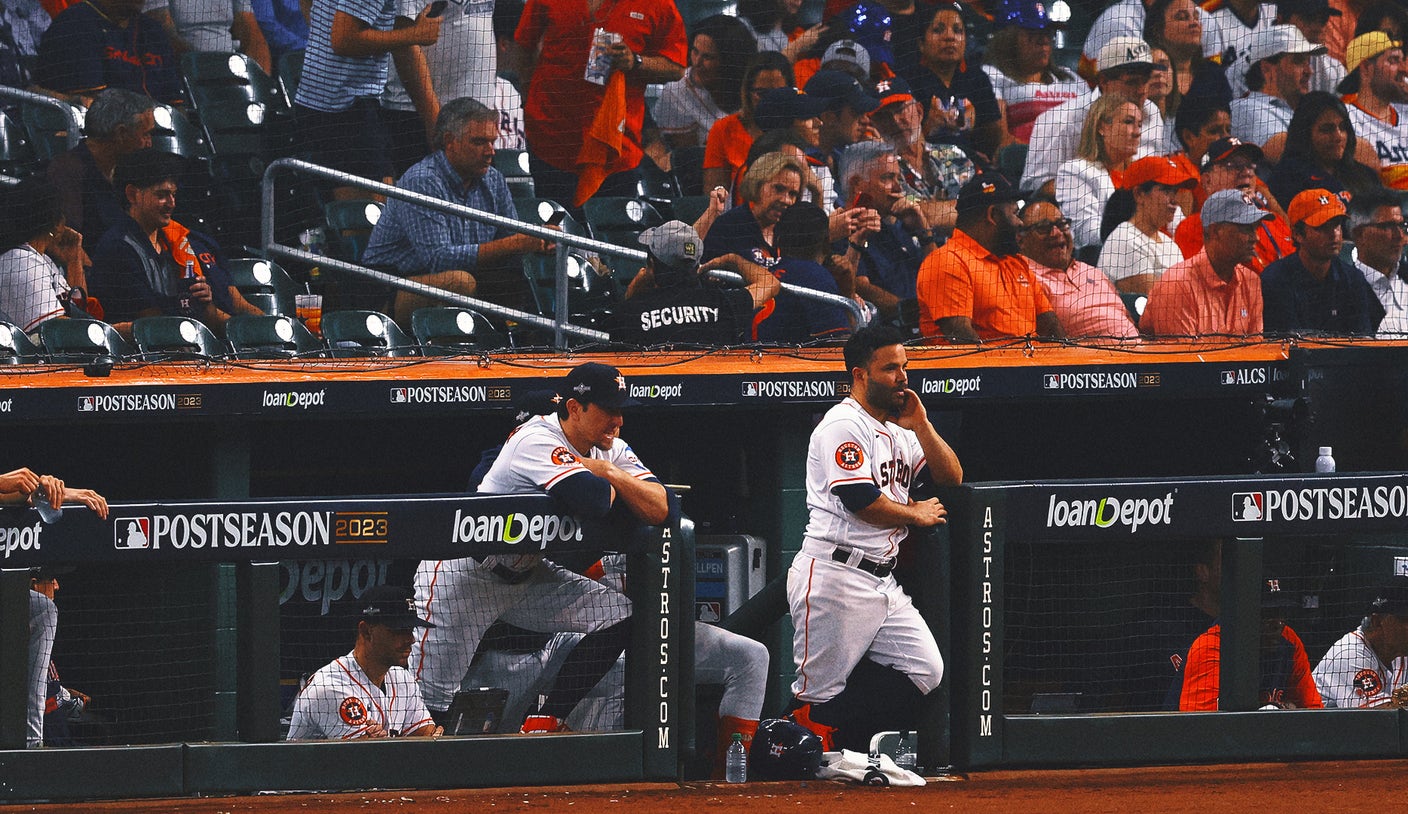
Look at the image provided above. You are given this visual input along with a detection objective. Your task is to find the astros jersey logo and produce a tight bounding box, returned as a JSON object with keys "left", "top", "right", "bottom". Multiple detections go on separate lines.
{"left": 551, "top": 446, "right": 577, "bottom": 465}
{"left": 836, "top": 441, "right": 865, "bottom": 471}
{"left": 339, "top": 696, "right": 368, "bottom": 726}
{"left": 1353, "top": 668, "right": 1382, "bottom": 697}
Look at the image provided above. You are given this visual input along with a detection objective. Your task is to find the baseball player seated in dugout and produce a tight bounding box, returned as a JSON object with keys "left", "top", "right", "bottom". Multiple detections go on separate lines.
{"left": 286, "top": 585, "right": 443, "bottom": 740}
{"left": 787, "top": 325, "right": 963, "bottom": 750}
{"left": 1312, "top": 576, "right": 1408, "bottom": 708}
{"left": 411, "top": 362, "right": 668, "bottom": 733}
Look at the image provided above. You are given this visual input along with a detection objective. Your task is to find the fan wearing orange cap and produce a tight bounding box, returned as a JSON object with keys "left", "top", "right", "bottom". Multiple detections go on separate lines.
{"left": 1098, "top": 155, "right": 1198, "bottom": 296}
{"left": 1341, "top": 31, "right": 1408, "bottom": 190}
{"left": 1260, "top": 188, "right": 1379, "bottom": 335}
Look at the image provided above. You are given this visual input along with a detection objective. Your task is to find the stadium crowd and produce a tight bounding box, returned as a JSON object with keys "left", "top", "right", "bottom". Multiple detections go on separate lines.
{"left": 4, "top": 0, "right": 1408, "bottom": 350}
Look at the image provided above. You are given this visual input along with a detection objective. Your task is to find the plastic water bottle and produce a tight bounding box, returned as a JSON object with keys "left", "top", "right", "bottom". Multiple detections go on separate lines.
{"left": 725, "top": 732, "right": 747, "bottom": 783}
{"left": 1315, "top": 446, "right": 1336, "bottom": 474}
{"left": 31, "top": 491, "right": 62, "bottom": 524}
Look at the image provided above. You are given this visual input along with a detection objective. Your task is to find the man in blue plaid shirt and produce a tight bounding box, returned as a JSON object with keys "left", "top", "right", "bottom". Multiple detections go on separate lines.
{"left": 364, "top": 97, "right": 555, "bottom": 324}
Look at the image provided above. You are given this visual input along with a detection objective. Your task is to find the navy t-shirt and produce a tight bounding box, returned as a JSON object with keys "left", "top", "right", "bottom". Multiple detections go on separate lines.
{"left": 36, "top": 2, "right": 182, "bottom": 105}
{"left": 753, "top": 257, "right": 850, "bottom": 343}
{"left": 701, "top": 204, "right": 780, "bottom": 268}
{"left": 89, "top": 216, "right": 237, "bottom": 324}
{"left": 899, "top": 60, "right": 1000, "bottom": 155}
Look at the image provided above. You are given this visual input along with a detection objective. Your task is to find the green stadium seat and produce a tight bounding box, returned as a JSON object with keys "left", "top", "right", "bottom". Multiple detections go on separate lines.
{"left": 320, "top": 309, "right": 419, "bottom": 357}
{"left": 225, "top": 314, "right": 324, "bottom": 358}
{"left": 0, "top": 321, "right": 42, "bottom": 364}
{"left": 0, "top": 110, "right": 38, "bottom": 180}
{"left": 494, "top": 149, "right": 535, "bottom": 199}
{"left": 224, "top": 257, "right": 298, "bottom": 317}
{"left": 19, "top": 100, "right": 82, "bottom": 164}
{"left": 39, "top": 318, "right": 130, "bottom": 362}
{"left": 581, "top": 196, "right": 663, "bottom": 279}
{"left": 131, "top": 316, "right": 225, "bottom": 359}
{"left": 411, "top": 306, "right": 509, "bottom": 354}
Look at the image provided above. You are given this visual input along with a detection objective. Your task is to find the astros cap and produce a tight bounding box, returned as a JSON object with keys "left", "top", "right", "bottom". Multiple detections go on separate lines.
{"left": 562, "top": 362, "right": 636, "bottom": 410}
{"left": 1261, "top": 577, "right": 1300, "bottom": 609}
{"left": 357, "top": 585, "right": 434, "bottom": 629}
{"left": 957, "top": 172, "right": 1022, "bottom": 215}
{"left": 1096, "top": 36, "right": 1156, "bottom": 74}
{"left": 1201, "top": 136, "right": 1264, "bottom": 171}
{"left": 754, "top": 87, "right": 831, "bottom": 131}
{"left": 805, "top": 69, "right": 883, "bottom": 114}
{"left": 1287, "top": 188, "right": 1347, "bottom": 228}
{"left": 872, "top": 75, "right": 915, "bottom": 110}
{"left": 1202, "top": 189, "right": 1274, "bottom": 226}
{"left": 1122, "top": 155, "right": 1198, "bottom": 190}
{"left": 1345, "top": 32, "right": 1402, "bottom": 76}
{"left": 1367, "top": 576, "right": 1408, "bottom": 616}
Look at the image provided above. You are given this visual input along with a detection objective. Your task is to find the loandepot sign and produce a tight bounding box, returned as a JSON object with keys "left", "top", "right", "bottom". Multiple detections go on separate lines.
{"left": 450, "top": 511, "right": 585, "bottom": 547}
{"left": 1045, "top": 492, "right": 1175, "bottom": 533}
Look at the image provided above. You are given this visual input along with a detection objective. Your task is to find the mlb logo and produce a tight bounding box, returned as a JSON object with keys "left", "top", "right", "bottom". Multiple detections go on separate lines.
{"left": 1042, "top": 374, "right": 1060, "bottom": 389}
{"left": 1232, "top": 492, "right": 1264, "bottom": 522}
{"left": 77, "top": 396, "right": 95, "bottom": 411}
{"left": 742, "top": 382, "right": 758, "bottom": 397}
{"left": 115, "top": 518, "right": 152, "bottom": 549}
{"left": 390, "top": 388, "right": 408, "bottom": 403}
{"left": 1220, "top": 371, "right": 1236, "bottom": 385}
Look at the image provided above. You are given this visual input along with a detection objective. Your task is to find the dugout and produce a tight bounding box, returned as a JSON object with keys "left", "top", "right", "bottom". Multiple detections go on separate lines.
{"left": 941, "top": 472, "right": 1408, "bottom": 772}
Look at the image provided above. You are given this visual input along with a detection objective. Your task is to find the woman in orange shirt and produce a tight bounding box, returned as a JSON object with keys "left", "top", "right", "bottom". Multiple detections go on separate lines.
{"left": 702, "top": 51, "right": 794, "bottom": 195}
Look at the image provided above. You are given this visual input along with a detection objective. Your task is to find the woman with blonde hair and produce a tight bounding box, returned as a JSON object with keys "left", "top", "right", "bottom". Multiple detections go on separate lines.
{"left": 1055, "top": 94, "right": 1144, "bottom": 250}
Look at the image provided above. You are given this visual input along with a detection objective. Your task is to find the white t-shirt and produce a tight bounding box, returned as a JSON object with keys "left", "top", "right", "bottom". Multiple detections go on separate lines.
{"left": 803, "top": 397, "right": 926, "bottom": 560}
{"left": 654, "top": 68, "right": 726, "bottom": 145}
{"left": 1082, "top": 0, "right": 1222, "bottom": 64}
{"left": 1022, "top": 90, "right": 1166, "bottom": 194}
{"left": 1312, "top": 628, "right": 1408, "bottom": 708}
{"left": 286, "top": 651, "right": 435, "bottom": 739}
{"left": 981, "top": 65, "right": 1085, "bottom": 144}
{"left": 1100, "top": 221, "right": 1185, "bottom": 285}
{"left": 1055, "top": 157, "right": 1116, "bottom": 250}
{"left": 0, "top": 245, "right": 67, "bottom": 332}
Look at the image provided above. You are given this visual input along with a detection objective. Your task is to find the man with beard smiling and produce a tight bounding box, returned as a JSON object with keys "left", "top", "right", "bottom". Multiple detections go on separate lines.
{"left": 785, "top": 325, "right": 963, "bottom": 749}
{"left": 1019, "top": 199, "right": 1140, "bottom": 340}
{"left": 915, "top": 173, "right": 1063, "bottom": 343}
{"left": 287, "top": 585, "right": 443, "bottom": 740}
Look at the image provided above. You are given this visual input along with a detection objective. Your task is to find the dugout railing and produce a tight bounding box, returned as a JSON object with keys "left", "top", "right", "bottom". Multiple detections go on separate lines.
{"left": 0, "top": 492, "right": 692, "bottom": 801}
{"left": 259, "top": 158, "right": 865, "bottom": 349}
{"left": 936, "top": 472, "right": 1408, "bottom": 772}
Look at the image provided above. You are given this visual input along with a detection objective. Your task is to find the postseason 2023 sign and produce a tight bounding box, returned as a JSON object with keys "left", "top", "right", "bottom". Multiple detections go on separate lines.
{"left": 0, "top": 492, "right": 639, "bottom": 569}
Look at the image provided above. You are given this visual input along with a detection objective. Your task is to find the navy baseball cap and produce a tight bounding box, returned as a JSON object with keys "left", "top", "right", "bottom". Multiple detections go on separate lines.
{"left": 357, "top": 585, "right": 434, "bottom": 629}
{"left": 1261, "top": 578, "right": 1300, "bottom": 610}
{"left": 805, "top": 69, "right": 883, "bottom": 114}
{"left": 512, "top": 389, "right": 561, "bottom": 424}
{"left": 562, "top": 362, "right": 637, "bottom": 410}
{"left": 754, "top": 87, "right": 831, "bottom": 132}
{"left": 957, "top": 173, "right": 1023, "bottom": 215}
{"left": 1368, "top": 576, "right": 1408, "bottom": 616}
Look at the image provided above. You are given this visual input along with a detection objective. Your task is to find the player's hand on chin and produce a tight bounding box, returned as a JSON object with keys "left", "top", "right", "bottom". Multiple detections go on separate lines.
{"left": 892, "top": 389, "right": 928, "bottom": 429}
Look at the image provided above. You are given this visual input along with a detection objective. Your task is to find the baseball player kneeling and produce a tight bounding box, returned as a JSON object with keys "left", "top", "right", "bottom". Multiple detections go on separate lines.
{"left": 287, "top": 585, "right": 443, "bottom": 740}
{"left": 787, "top": 325, "right": 963, "bottom": 750}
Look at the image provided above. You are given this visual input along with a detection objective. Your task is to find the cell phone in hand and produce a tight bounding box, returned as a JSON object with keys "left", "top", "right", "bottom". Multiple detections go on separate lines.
{"left": 426, "top": 0, "right": 449, "bottom": 17}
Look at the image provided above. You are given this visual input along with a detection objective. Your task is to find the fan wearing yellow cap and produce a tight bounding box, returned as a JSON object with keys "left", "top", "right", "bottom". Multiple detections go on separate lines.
{"left": 1341, "top": 31, "right": 1408, "bottom": 189}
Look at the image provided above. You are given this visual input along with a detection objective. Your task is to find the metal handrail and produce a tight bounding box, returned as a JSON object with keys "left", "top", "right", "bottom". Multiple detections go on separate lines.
{"left": 261, "top": 158, "right": 866, "bottom": 346}
{"left": 0, "top": 87, "right": 84, "bottom": 150}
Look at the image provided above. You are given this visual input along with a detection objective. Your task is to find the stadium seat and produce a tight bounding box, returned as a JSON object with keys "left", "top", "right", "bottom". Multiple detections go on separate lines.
{"left": 411, "top": 306, "right": 509, "bottom": 354}
{"left": 582, "top": 196, "right": 664, "bottom": 278}
{"left": 182, "top": 51, "right": 282, "bottom": 111}
{"left": 637, "top": 157, "right": 680, "bottom": 204}
{"left": 0, "top": 110, "right": 38, "bottom": 180}
{"left": 39, "top": 318, "right": 130, "bottom": 362}
{"left": 323, "top": 200, "right": 383, "bottom": 264}
{"left": 225, "top": 314, "right": 324, "bottom": 358}
{"left": 669, "top": 145, "right": 707, "bottom": 196}
{"left": 494, "top": 149, "right": 535, "bottom": 199}
{"left": 1120, "top": 292, "right": 1147, "bottom": 325}
{"left": 131, "top": 316, "right": 224, "bottom": 359}
{"left": 224, "top": 257, "right": 298, "bottom": 317}
{"left": 276, "top": 50, "right": 304, "bottom": 108}
{"left": 319, "top": 309, "right": 419, "bottom": 357}
{"left": 195, "top": 99, "right": 268, "bottom": 160}
{"left": 0, "top": 321, "right": 42, "bottom": 364}
{"left": 19, "top": 100, "right": 82, "bottom": 164}
{"left": 149, "top": 104, "right": 208, "bottom": 161}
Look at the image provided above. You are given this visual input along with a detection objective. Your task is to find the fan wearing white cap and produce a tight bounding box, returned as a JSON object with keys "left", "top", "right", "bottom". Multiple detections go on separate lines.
{"left": 611, "top": 220, "right": 780, "bottom": 346}
{"left": 1229, "top": 24, "right": 1326, "bottom": 146}
{"left": 1021, "top": 36, "right": 1169, "bottom": 196}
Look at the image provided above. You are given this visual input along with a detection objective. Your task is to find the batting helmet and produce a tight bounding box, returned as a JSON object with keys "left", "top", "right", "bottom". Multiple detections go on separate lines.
{"left": 749, "top": 719, "right": 825, "bottom": 780}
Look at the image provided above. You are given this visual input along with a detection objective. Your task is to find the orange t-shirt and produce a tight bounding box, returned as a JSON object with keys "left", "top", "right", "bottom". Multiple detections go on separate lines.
{"left": 703, "top": 114, "right": 753, "bottom": 176}
{"left": 916, "top": 228, "right": 1053, "bottom": 341}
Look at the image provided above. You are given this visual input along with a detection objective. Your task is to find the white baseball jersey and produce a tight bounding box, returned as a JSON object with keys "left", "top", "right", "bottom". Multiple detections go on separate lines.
{"left": 1311, "top": 629, "right": 1408, "bottom": 708}
{"left": 411, "top": 413, "right": 644, "bottom": 711}
{"left": 787, "top": 397, "right": 945, "bottom": 705}
{"left": 1346, "top": 101, "right": 1408, "bottom": 191}
{"left": 287, "top": 651, "right": 435, "bottom": 739}
{"left": 0, "top": 245, "right": 68, "bottom": 333}
{"left": 803, "top": 397, "right": 927, "bottom": 561}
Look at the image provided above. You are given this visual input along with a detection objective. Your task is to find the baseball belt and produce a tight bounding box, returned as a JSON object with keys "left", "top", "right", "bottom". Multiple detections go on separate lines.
{"left": 832, "top": 547, "right": 896, "bottom": 579}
